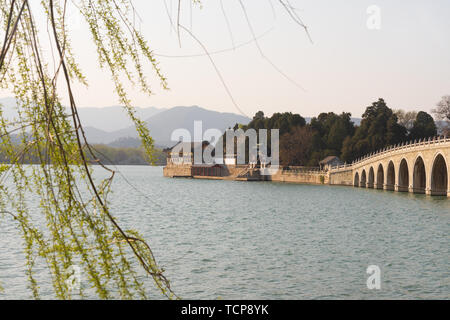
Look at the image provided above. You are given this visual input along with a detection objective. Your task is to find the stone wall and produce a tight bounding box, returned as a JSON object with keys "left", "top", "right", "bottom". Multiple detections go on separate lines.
{"left": 163, "top": 138, "right": 450, "bottom": 197}
{"left": 163, "top": 164, "right": 192, "bottom": 177}
{"left": 269, "top": 169, "right": 328, "bottom": 185}
{"left": 164, "top": 164, "right": 329, "bottom": 185}
{"left": 328, "top": 169, "right": 353, "bottom": 186}
{"left": 221, "top": 165, "right": 247, "bottom": 177}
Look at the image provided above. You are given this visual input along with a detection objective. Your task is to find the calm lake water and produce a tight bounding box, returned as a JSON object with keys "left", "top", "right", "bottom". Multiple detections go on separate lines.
{"left": 1, "top": 166, "right": 449, "bottom": 299}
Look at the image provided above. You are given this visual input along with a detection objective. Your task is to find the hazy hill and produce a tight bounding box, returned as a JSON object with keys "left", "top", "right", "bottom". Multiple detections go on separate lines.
{"left": 76, "top": 105, "right": 164, "bottom": 132}
{"left": 1, "top": 97, "right": 365, "bottom": 147}
{"left": 97, "top": 106, "right": 251, "bottom": 147}
{"left": 0, "top": 98, "right": 250, "bottom": 147}
{"left": 0, "top": 97, "right": 165, "bottom": 132}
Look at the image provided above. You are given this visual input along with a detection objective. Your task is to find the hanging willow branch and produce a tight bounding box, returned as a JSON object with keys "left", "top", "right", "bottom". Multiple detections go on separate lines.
{"left": 0, "top": 0, "right": 178, "bottom": 299}
{"left": 0, "top": 0, "right": 309, "bottom": 299}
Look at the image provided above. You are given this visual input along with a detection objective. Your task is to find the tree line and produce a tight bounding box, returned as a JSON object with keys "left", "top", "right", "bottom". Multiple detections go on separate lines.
{"left": 0, "top": 142, "right": 167, "bottom": 166}
{"left": 238, "top": 97, "right": 447, "bottom": 166}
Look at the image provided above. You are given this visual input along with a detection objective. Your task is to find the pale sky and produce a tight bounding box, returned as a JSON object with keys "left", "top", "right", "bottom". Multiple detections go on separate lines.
{"left": 2, "top": 0, "right": 450, "bottom": 118}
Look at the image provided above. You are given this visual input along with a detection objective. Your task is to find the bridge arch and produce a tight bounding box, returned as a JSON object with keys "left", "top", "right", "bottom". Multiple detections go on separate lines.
{"left": 330, "top": 137, "right": 449, "bottom": 197}
{"left": 376, "top": 164, "right": 384, "bottom": 189}
{"left": 354, "top": 172, "right": 360, "bottom": 187}
{"left": 360, "top": 170, "right": 367, "bottom": 188}
{"left": 431, "top": 153, "right": 448, "bottom": 196}
{"left": 398, "top": 159, "right": 409, "bottom": 192}
{"left": 368, "top": 167, "right": 375, "bottom": 189}
{"left": 413, "top": 156, "right": 426, "bottom": 194}
{"left": 386, "top": 161, "right": 395, "bottom": 191}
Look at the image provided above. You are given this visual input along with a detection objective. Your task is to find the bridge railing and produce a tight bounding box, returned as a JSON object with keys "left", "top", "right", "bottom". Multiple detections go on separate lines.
{"left": 329, "top": 163, "right": 352, "bottom": 172}
{"left": 282, "top": 166, "right": 323, "bottom": 174}
{"left": 330, "top": 135, "right": 450, "bottom": 171}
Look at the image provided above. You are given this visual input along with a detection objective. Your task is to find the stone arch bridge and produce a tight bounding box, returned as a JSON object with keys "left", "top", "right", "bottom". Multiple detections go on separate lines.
{"left": 329, "top": 137, "right": 450, "bottom": 197}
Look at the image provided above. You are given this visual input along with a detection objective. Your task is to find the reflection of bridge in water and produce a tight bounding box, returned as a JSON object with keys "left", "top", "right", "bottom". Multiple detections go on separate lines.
{"left": 329, "top": 136, "right": 450, "bottom": 197}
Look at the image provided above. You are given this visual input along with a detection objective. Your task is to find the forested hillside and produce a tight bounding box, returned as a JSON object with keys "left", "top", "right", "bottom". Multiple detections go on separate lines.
{"left": 239, "top": 98, "right": 439, "bottom": 166}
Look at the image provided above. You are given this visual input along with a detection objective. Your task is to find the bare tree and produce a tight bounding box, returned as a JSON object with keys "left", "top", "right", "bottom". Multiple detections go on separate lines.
{"left": 280, "top": 126, "right": 314, "bottom": 166}
{"left": 394, "top": 109, "right": 417, "bottom": 132}
{"left": 432, "top": 96, "right": 450, "bottom": 121}
{"left": 432, "top": 96, "right": 450, "bottom": 135}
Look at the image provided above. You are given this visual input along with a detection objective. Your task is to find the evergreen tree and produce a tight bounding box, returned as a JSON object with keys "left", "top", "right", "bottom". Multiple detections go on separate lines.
{"left": 341, "top": 99, "right": 407, "bottom": 162}
{"left": 309, "top": 112, "right": 355, "bottom": 165}
{"left": 409, "top": 111, "right": 437, "bottom": 140}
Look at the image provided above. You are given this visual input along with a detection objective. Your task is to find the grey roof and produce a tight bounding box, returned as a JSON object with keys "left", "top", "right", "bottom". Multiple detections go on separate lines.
{"left": 319, "top": 156, "right": 341, "bottom": 164}
{"left": 169, "top": 141, "right": 209, "bottom": 153}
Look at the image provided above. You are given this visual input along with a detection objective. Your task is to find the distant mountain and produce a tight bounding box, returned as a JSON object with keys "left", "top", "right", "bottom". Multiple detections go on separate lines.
{"left": 351, "top": 118, "right": 361, "bottom": 126}
{"left": 76, "top": 106, "right": 164, "bottom": 132}
{"left": 88, "top": 106, "right": 251, "bottom": 147}
{"left": 1, "top": 98, "right": 251, "bottom": 148}
{"left": 107, "top": 137, "right": 142, "bottom": 148}
{"left": 2, "top": 97, "right": 365, "bottom": 147}
{"left": 84, "top": 126, "right": 113, "bottom": 143}
{"left": 0, "top": 97, "right": 165, "bottom": 132}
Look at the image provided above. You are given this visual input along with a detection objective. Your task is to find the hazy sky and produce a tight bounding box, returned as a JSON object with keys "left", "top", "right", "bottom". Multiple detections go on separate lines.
{"left": 2, "top": 0, "right": 450, "bottom": 118}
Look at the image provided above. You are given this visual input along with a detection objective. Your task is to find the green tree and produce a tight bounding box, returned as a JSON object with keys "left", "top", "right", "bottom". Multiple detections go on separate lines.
{"left": 246, "top": 112, "right": 306, "bottom": 135}
{"left": 280, "top": 126, "right": 314, "bottom": 166}
{"left": 409, "top": 111, "right": 437, "bottom": 140}
{"left": 253, "top": 111, "right": 265, "bottom": 121}
{"left": 309, "top": 112, "right": 355, "bottom": 162}
{"left": 341, "top": 99, "right": 407, "bottom": 162}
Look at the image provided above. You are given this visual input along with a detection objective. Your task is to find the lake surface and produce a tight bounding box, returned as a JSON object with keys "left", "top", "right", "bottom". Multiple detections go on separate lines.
{"left": 1, "top": 166, "right": 449, "bottom": 299}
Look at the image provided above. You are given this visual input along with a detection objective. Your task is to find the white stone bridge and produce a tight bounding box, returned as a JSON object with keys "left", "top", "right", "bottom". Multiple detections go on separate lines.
{"left": 329, "top": 136, "right": 450, "bottom": 197}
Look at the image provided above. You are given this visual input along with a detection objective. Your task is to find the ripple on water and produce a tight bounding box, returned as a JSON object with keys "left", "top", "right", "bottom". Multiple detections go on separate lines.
{"left": 0, "top": 166, "right": 449, "bottom": 299}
